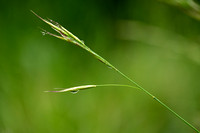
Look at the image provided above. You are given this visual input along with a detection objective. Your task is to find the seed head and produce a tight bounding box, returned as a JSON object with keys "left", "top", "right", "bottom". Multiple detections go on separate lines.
{"left": 44, "top": 85, "right": 97, "bottom": 93}
{"left": 31, "top": 10, "right": 85, "bottom": 47}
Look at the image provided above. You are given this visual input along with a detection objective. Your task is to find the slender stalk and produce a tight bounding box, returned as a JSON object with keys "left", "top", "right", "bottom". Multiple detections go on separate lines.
{"left": 88, "top": 48, "right": 200, "bottom": 133}
{"left": 96, "top": 84, "right": 139, "bottom": 89}
{"left": 32, "top": 11, "right": 200, "bottom": 133}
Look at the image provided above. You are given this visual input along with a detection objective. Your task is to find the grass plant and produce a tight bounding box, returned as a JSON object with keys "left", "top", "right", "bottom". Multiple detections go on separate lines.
{"left": 32, "top": 11, "right": 200, "bottom": 133}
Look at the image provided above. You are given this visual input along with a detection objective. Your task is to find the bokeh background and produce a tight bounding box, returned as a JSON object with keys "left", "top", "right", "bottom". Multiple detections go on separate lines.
{"left": 0, "top": 0, "right": 200, "bottom": 132}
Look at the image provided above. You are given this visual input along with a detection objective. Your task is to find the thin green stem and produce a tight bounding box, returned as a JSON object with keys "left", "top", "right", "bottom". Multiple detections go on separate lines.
{"left": 88, "top": 49, "right": 200, "bottom": 133}
{"left": 154, "top": 97, "right": 200, "bottom": 133}
{"left": 96, "top": 84, "right": 140, "bottom": 89}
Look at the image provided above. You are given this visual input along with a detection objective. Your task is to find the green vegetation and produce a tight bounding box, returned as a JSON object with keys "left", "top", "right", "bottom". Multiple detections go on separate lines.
{"left": 0, "top": 0, "right": 200, "bottom": 132}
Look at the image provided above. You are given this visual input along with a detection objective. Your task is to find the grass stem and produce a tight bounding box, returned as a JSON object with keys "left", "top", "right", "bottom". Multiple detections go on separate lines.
{"left": 87, "top": 47, "right": 200, "bottom": 133}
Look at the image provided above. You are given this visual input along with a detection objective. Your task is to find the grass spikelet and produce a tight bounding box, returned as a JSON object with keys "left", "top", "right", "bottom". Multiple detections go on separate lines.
{"left": 45, "top": 85, "right": 96, "bottom": 93}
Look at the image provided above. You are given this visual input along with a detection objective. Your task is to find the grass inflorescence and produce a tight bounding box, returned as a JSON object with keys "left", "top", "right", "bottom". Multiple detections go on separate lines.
{"left": 32, "top": 11, "right": 200, "bottom": 133}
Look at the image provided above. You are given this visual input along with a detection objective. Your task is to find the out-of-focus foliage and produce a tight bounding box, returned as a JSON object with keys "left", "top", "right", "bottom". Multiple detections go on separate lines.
{"left": 0, "top": 0, "right": 200, "bottom": 133}
{"left": 159, "top": 0, "right": 200, "bottom": 20}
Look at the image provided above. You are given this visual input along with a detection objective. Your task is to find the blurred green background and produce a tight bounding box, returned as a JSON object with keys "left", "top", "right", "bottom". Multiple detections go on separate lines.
{"left": 0, "top": 0, "right": 200, "bottom": 132}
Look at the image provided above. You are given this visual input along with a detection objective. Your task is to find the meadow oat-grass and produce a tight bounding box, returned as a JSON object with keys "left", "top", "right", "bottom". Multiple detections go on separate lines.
{"left": 32, "top": 11, "right": 200, "bottom": 133}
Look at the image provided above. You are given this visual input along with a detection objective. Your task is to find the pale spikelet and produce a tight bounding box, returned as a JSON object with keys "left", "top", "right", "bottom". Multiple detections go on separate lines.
{"left": 31, "top": 10, "right": 83, "bottom": 46}
{"left": 44, "top": 85, "right": 96, "bottom": 93}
